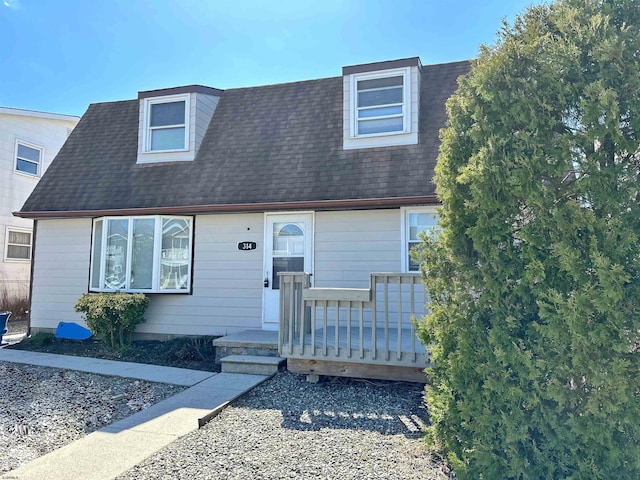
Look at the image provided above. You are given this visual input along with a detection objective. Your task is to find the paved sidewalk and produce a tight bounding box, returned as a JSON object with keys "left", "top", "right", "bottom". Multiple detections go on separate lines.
{"left": 0, "top": 348, "right": 213, "bottom": 386}
{"left": 1, "top": 332, "right": 27, "bottom": 345}
{"left": 0, "top": 349, "right": 271, "bottom": 480}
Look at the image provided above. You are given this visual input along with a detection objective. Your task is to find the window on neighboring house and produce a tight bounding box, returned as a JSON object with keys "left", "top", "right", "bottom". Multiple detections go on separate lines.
{"left": 90, "top": 216, "right": 192, "bottom": 293}
{"left": 15, "top": 142, "right": 43, "bottom": 176}
{"left": 145, "top": 97, "right": 188, "bottom": 152}
{"left": 353, "top": 69, "right": 408, "bottom": 137}
{"left": 5, "top": 228, "right": 32, "bottom": 261}
{"left": 403, "top": 209, "right": 439, "bottom": 272}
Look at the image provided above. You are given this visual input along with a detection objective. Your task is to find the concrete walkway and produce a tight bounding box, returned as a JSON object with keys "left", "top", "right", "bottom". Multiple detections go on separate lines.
{"left": 0, "top": 349, "right": 271, "bottom": 480}
{"left": 1, "top": 332, "right": 27, "bottom": 345}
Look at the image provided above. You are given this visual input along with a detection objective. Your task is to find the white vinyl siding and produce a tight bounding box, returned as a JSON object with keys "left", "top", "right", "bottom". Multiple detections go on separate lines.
{"left": 314, "top": 209, "right": 424, "bottom": 330}
{"left": 194, "top": 94, "right": 219, "bottom": 153}
{"left": 136, "top": 213, "right": 265, "bottom": 336}
{"left": 30, "top": 219, "right": 92, "bottom": 331}
{"left": 31, "top": 214, "right": 266, "bottom": 337}
{"left": 314, "top": 210, "right": 399, "bottom": 288}
{"left": 0, "top": 111, "right": 78, "bottom": 298}
{"left": 30, "top": 210, "right": 428, "bottom": 338}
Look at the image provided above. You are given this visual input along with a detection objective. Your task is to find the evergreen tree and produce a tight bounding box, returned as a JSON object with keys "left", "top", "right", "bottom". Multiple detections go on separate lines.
{"left": 417, "top": 1, "right": 640, "bottom": 478}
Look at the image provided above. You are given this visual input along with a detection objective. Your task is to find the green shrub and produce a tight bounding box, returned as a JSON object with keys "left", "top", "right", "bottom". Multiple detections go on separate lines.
{"left": 417, "top": 1, "right": 640, "bottom": 478}
{"left": 161, "top": 336, "right": 217, "bottom": 363}
{"left": 24, "top": 332, "right": 55, "bottom": 348}
{"left": 74, "top": 293, "right": 150, "bottom": 349}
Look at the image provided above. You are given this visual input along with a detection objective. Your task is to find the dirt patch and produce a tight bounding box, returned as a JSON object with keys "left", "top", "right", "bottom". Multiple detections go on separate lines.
{"left": 7, "top": 334, "right": 220, "bottom": 372}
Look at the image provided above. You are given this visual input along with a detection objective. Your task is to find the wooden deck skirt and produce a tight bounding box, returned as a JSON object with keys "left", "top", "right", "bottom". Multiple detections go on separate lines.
{"left": 278, "top": 272, "right": 431, "bottom": 383}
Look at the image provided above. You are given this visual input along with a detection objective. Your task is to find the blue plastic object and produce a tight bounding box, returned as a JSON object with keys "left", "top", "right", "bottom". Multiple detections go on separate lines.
{"left": 0, "top": 311, "right": 10, "bottom": 344}
{"left": 55, "top": 321, "right": 93, "bottom": 340}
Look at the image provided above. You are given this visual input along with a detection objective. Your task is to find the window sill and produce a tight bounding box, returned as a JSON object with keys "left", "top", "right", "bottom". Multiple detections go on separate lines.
{"left": 4, "top": 258, "right": 31, "bottom": 263}
{"left": 144, "top": 147, "right": 189, "bottom": 154}
{"left": 351, "top": 129, "right": 409, "bottom": 139}
{"left": 343, "top": 130, "right": 418, "bottom": 150}
{"left": 136, "top": 150, "right": 196, "bottom": 164}
{"left": 13, "top": 170, "right": 40, "bottom": 179}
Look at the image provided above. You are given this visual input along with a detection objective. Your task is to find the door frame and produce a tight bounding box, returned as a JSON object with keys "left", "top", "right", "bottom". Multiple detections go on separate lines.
{"left": 262, "top": 212, "right": 315, "bottom": 330}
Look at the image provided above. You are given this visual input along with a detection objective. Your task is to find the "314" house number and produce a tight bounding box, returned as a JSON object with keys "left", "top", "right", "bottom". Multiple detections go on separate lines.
{"left": 238, "top": 242, "right": 257, "bottom": 251}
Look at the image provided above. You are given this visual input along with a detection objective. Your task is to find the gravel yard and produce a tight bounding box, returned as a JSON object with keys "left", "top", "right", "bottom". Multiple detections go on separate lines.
{"left": 0, "top": 361, "right": 184, "bottom": 474}
{"left": 118, "top": 371, "right": 449, "bottom": 480}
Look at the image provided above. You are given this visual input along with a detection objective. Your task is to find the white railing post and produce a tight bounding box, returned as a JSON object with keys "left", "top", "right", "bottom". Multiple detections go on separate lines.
{"left": 278, "top": 272, "right": 310, "bottom": 356}
{"left": 384, "top": 274, "right": 389, "bottom": 361}
{"left": 347, "top": 301, "right": 352, "bottom": 359}
{"left": 278, "top": 274, "right": 287, "bottom": 355}
{"left": 411, "top": 275, "right": 418, "bottom": 363}
{"left": 371, "top": 274, "right": 377, "bottom": 360}
{"left": 298, "top": 272, "right": 310, "bottom": 354}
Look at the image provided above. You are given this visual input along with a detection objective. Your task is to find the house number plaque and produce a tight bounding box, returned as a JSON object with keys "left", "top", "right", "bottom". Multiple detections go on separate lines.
{"left": 238, "top": 242, "right": 257, "bottom": 251}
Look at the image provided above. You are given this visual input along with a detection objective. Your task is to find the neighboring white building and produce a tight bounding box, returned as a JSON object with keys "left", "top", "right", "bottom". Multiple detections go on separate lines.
{"left": 0, "top": 107, "right": 80, "bottom": 301}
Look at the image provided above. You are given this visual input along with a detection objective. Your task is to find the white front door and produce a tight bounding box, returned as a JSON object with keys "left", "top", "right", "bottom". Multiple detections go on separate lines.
{"left": 262, "top": 213, "right": 313, "bottom": 330}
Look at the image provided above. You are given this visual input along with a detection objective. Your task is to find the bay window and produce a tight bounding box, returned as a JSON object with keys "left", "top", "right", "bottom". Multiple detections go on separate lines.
{"left": 90, "top": 216, "right": 192, "bottom": 293}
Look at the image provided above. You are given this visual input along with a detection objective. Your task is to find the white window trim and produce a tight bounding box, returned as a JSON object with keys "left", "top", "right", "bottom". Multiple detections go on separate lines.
{"left": 90, "top": 215, "right": 193, "bottom": 293}
{"left": 142, "top": 94, "right": 190, "bottom": 153}
{"left": 401, "top": 206, "right": 439, "bottom": 273}
{"left": 14, "top": 139, "right": 44, "bottom": 177}
{"left": 350, "top": 67, "right": 411, "bottom": 139}
{"left": 4, "top": 226, "right": 32, "bottom": 262}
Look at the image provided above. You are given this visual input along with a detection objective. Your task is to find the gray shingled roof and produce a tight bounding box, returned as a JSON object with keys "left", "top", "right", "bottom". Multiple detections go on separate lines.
{"left": 20, "top": 60, "right": 470, "bottom": 215}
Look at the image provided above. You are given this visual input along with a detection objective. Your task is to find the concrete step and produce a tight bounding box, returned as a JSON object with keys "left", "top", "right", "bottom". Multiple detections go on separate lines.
{"left": 220, "top": 355, "right": 286, "bottom": 375}
{"left": 212, "top": 330, "right": 280, "bottom": 364}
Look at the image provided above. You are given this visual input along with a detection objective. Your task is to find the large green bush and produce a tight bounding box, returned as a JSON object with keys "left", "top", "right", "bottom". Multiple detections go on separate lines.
{"left": 74, "top": 292, "right": 150, "bottom": 349}
{"left": 417, "top": 1, "right": 640, "bottom": 478}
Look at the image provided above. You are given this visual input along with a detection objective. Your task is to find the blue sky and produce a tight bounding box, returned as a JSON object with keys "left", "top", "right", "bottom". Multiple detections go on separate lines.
{"left": 1, "top": 0, "right": 538, "bottom": 117}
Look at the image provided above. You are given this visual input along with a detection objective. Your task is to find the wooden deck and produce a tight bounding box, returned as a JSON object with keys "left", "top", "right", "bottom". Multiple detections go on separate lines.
{"left": 278, "top": 272, "right": 430, "bottom": 383}
{"left": 284, "top": 326, "right": 427, "bottom": 363}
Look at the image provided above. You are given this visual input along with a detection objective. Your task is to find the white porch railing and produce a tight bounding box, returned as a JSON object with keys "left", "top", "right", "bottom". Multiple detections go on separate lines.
{"left": 278, "top": 272, "right": 430, "bottom": 369}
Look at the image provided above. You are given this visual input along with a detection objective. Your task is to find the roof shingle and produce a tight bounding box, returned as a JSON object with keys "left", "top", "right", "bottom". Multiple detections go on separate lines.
{"left": 20, "top": 60, "right": 471, "bottom": 215}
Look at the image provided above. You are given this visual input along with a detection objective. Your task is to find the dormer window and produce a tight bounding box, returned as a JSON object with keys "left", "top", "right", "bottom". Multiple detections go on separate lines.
{"left": 136, "top": 85, "right": 222, "bottom": 164}
{"left": 355, "top": 72, "right": 406, "bottom": 136}
{"left": 343, "top": 58, "right": 420, "bottom": 150}
{"left": 145, "top": 95, "right": 189, "bottom": 152}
